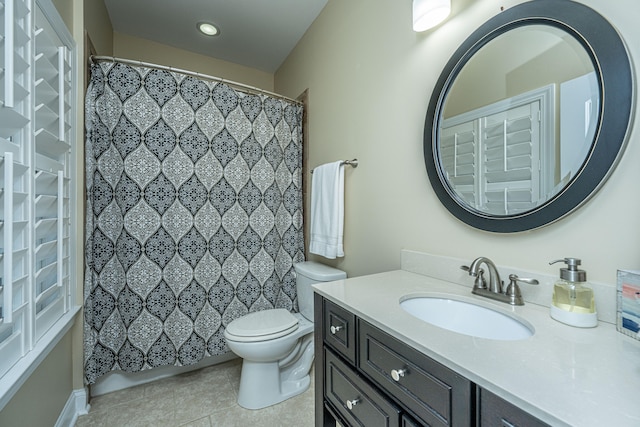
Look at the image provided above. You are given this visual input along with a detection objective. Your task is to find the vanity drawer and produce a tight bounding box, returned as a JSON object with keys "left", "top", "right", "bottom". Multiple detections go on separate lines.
{"left": 402, "top": 415, "right": 421, "bottom": 427}
{"left": 358, "top": 320, "right": 472, "bottom": 427}
{"left": 479, "top": 388, "right": 550, "bottom": 427}
{"left": 323, "top": 299, "right": 357, "bottom": 364}
{"left": 325, "top": 347, "right": 401, "bottom": 427}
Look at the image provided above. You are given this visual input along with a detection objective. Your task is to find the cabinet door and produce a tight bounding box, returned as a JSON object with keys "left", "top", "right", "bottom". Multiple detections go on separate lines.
{"left": 325, "top": 348, "right": 401, "bottom": 427}
{"left": 323, "top": 299, "right": 357, "bottom": 364}
{"left": 359, "top": 320, "right": 472, "bottom": 427}
{"left": 479, "top": 388, "right": 550, "bottom": 427}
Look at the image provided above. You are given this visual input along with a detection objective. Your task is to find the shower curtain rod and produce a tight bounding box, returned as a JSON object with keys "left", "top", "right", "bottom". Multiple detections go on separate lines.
{"left": 89, "top": 55, "right": 303, "bottom": 105}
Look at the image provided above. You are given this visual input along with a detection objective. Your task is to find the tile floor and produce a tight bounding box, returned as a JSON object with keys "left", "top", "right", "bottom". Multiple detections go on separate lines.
{"left": 75, "top": 359, "right": 315, "bottom": 427}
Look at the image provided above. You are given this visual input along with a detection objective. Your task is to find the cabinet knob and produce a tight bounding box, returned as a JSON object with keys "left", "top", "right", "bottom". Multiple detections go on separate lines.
{"left": 391, "top": 369, "right": 406, "bottom": 381}
{"left": 330, "top": 325, "right": 342, "bottom": 334}
{"left": 346, "top": 399, "right": 359, "bottom": 410}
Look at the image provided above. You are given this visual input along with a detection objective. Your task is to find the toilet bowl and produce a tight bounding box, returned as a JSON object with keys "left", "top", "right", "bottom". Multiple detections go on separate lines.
{"left": 224, "top": 261, "right": 346, "bottom": 409}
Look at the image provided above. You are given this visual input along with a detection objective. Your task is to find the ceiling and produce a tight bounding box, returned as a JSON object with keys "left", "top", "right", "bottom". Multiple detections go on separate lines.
{"left": 103, "top": 0, "right": 329, "bottom": 73}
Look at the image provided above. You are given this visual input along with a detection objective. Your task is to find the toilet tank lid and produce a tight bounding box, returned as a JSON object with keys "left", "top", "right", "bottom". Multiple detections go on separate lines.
{"left": 294, "top": 261, "right": 347, "bottom": 281}
{"left": 226, "top": 309, "right": 298, "bottom": 338}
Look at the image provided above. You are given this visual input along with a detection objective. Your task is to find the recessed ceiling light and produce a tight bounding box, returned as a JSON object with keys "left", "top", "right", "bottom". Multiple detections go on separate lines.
{"left": 197, "top": 22, "right": 219, "bottom": 36}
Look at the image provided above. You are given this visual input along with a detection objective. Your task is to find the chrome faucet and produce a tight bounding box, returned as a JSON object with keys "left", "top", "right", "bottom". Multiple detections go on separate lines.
{"left": 462, "top": 257, "right": 538, "bottom": 305}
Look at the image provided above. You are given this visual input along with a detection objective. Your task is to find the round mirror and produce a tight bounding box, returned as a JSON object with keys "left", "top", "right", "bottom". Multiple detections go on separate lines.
{"left": 424, "top": 0, "right": 633, "bottom": 232}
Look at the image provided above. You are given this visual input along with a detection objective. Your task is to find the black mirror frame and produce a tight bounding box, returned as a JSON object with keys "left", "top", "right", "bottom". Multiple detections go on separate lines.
{"left": 424, "top": 0, "right": 634, "bottom": 233}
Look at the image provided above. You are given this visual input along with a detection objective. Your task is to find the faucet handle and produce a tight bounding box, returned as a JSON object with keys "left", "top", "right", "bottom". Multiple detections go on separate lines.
{"left": 508, "top": 274, "right": 539, "bottom": 285}
{"left": 505, "top": 275, "right": 524, "bottom": 305}
{"left": 461, "top": 265, "right": 484, "bottom": 276}
{"left": 506, "top": 274, "right": 538, "bottom": 306}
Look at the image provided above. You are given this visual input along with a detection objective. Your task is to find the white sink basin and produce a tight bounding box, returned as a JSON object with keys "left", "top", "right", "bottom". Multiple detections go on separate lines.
{"left": 400, "top": 296, "right": 534, "bottom": 341}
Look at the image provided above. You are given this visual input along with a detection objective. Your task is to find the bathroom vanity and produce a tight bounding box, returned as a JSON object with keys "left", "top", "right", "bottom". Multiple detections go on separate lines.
{"left": 313, "top": 261, "right": 640, "bottom": 427}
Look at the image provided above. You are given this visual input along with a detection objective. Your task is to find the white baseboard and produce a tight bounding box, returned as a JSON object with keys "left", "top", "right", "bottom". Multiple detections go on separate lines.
{"left": 55, "top": 388, "right": 89, "bottom": 427}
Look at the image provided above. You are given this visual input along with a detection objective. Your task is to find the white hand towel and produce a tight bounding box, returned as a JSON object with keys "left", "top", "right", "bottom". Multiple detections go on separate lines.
{"left": 309, "top": 161, "right": 344, "bottom": 259}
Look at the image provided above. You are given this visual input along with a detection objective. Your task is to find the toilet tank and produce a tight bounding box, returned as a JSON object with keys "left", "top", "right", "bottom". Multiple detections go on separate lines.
{"left": 294, "top": 261, "right": 346, "bottom": 321}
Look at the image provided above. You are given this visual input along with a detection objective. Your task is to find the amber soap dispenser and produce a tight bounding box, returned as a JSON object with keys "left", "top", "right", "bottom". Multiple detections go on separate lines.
{"left": 549, "top": 258, "right": 597, "bottom": 327}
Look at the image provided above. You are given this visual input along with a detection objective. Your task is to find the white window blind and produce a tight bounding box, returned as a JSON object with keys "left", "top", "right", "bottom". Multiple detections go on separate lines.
{"left": 0, "top": 0, "right": 76, "bottom": 388}
{"left": 441, "top": 85, "right": 554, "bottom": 216}
{"left": 0, "top": 0, "right": 33, "bottom": 380}
{"left": 440, "top": 120, "right": 477, "bottom": 207}
{"left": 481, "top": 102, "right": 541, "bottom": 215}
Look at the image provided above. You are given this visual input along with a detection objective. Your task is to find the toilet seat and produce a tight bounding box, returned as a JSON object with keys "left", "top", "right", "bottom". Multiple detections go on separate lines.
{"left": 225, "top": 309, "right": 299, "bottom": 342}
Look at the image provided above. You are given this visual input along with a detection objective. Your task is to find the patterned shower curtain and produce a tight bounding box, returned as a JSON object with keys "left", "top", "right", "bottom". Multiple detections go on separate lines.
{"left": 83, "top": 61, "right": 304, "bottom": 384}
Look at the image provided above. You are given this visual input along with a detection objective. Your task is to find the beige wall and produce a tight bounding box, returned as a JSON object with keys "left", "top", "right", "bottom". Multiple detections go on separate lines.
{"left": 113, "top": 32, "right": 274, "bottom": 90}
{"left": 443, "top": 29, "right": 591, "bottom": 117}
{"left": 52, "top": 0, "right": 73, "bottom": 29}
{"left": 275, "top": 0, "right": 640, "bottom": 286}
{"left": 84, "top": 0, "right": 112, "bottom": 55}
{"left": 73, "top": 0, "right": 87, "bottom": 395}
{"left": 0, "top": 331, "right": 73, "bottom": 426}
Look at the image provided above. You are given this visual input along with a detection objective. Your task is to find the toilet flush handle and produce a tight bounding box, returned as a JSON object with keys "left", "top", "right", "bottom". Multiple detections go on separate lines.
{"left": 330, "top": 325, "right": 342, "bottom": 334}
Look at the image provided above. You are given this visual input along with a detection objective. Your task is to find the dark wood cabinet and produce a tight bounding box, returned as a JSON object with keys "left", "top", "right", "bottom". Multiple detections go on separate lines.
{"left": 359, "top": 320, "right": 472, "bottom": 427}
{"left": 478, "top": 388, "right": 550, "bottom": 427}
{"left": 315, "top": 293, "right": 549, "bottom": 427}
{"left": 325, "top": 348, "right": 401, "bottom": 427}
{"left": 323, "top": 299, "right": 357, "bottom": 364}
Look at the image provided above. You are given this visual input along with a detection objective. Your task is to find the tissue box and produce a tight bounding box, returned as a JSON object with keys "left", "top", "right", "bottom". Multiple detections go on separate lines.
{"left": 617, "top": 269, "right": 640, "bottom": 340}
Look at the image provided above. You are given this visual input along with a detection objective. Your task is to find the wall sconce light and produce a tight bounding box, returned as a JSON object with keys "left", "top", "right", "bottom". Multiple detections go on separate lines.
{"left": 413, "top": 0, "right": 451, "bottom": 31}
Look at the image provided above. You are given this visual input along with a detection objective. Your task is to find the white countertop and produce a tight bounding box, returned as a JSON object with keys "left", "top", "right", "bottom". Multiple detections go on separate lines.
{"left": 313, "top": 270, "right": 640, "bottom": 427}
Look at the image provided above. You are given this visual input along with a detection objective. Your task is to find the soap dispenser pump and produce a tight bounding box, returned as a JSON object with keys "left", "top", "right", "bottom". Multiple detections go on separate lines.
{"left": 549, "top": 258, "right": 598, "bottom": 328}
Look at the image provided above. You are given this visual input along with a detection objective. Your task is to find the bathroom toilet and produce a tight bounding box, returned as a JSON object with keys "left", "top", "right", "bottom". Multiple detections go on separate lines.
{"left": 224, "top": 261, "right": 346, "bottom": 409}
